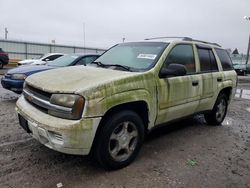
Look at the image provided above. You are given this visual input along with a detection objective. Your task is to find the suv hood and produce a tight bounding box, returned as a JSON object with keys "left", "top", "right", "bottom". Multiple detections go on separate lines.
{"left": 26, "top": 66, "right": 140, "bottom": 94}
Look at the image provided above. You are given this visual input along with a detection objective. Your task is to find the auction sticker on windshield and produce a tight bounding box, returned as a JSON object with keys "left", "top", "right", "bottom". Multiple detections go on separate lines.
{"left": 137, "top": 54, "right": 157, "bottom": 60}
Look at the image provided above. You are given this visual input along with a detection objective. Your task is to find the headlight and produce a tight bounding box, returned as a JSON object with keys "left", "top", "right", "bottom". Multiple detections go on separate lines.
{"left": 49, "top": 94, "right": 85, "bottom": 120}
{"left": 11, "top": 74, "right": 27, "bottom": 80}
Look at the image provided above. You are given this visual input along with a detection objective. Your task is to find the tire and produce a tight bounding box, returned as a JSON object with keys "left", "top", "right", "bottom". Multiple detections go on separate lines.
{"left": 93, "top": 110, "right": 145, "bottom": 170}
{"left": 204, "top": 93, "right": 228, "bottom": 126}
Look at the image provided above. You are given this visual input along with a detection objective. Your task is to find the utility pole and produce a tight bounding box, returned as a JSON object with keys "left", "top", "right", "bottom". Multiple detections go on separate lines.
{"left": 244, "top": 16, "right": 250, "bottom": 64}
{"left": 83, "top": 22, "right": 86, "bottom": 53}
{"left": 246, "top": 34, "right": 250, "bottom": 65}
{"left": 4, "top": 28, "right": 8, "bottom": 40}
{"left": 51, "top": 39, "right": 56, "bottom": 52}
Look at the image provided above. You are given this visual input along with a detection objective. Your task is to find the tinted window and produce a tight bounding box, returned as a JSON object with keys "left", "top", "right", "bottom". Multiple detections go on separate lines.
{"left": 198, "top": 49, "right": 210, "bottom": 72}
{"left": 209, "top": 51, "right": 218, "bottom": 71}
{"left": 198, "top": 49, "right": 218, "bottom": 72}
{"left": 43, "top": 55, "right": 62, "bottom": 61}
{"left": 84, "top": 56, "right": 98, "bottom": 64}
{"left": 215, "top": 49, "right": 233, "bottom": 70}
{"left": 164, "top": 44, "right": 195, "bottom": 73}
{"left": 76, "top": 56, "right": 98, "bottom": 65}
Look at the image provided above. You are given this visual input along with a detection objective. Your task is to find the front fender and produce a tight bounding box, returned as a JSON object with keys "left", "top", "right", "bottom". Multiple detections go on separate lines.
{"left": 84, "top": 89, "right": 157, "bottom": 129}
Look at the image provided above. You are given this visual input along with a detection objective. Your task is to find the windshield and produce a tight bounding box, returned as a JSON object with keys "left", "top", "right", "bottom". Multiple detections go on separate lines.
{"left": 48, "top": 55, "right": 79, "bottom": 67}
{"left": 92, "top": 42, "right": 168, "bottom": 71}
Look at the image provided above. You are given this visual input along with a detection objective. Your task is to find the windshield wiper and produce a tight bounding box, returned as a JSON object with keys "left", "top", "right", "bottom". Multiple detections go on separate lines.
{"left": 91, "top": 61, "right": 131, "bottom": 71}
{"left": 91, "top": 61, "right": 105, "bottom": 67}
{"left": 104, "top": 64, "right": 131, "bottom": 71}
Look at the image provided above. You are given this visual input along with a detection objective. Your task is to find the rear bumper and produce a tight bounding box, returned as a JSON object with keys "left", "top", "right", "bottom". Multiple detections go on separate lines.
{"left": 1, "top": 77, "right": 24, "bottom": 93}
{"left": 16, "top": 95, "right": 101, "bottom": 155}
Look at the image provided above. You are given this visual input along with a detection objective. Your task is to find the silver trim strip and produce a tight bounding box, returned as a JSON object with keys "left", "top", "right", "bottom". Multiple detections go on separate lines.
{"left": 23, "top": 89, "right": 72, "bottom": 113}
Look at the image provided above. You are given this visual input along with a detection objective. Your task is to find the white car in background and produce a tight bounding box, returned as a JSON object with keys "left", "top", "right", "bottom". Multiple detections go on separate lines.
{"left": 18, "top": 53, "right": 64, "bottom": 66}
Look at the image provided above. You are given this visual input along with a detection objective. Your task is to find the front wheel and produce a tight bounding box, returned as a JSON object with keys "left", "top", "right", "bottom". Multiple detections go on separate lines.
{"left": 93, "top": 110, "right": 145, "bottom": 170}
{"left": 204, "top": 93, "right": 228, "bottom": 126}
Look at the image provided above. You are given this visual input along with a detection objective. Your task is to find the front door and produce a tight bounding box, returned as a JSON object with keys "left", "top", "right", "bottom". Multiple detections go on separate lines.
{"left": 156, "top": 44, "right": 201, "bottom": 125}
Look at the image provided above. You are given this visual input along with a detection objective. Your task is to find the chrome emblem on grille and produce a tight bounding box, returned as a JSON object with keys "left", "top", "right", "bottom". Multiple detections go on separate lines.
{"left": 27, "top": 95, "right": 33, "bottom": 102}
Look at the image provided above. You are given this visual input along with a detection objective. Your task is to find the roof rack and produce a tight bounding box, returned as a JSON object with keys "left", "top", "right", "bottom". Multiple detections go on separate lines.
{"left": 144, "top": 36, "right": 221, "bottom": 47}
{"left": 184, "top": 38, "right": 221, "bottom": 47}
{"left": 144, "top": 36, "right": 192, "bottom": 41}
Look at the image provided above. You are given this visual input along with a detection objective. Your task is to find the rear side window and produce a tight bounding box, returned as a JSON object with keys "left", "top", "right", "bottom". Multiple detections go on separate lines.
{"left": 215, "top": 49, "right": 233, "bottom": 70}
{"left": 164, "top": 44, "right": 195, "bottom": 74}
{"left": 197, "top": 48, "right": 218, "bottom": 72}
{"left": 209, "top": 51, "right": 218, "bottom": 71}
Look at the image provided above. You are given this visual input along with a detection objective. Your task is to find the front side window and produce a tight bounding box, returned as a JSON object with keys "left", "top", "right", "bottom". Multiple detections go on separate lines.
{"left": 215, "top": 49, "right": 233, "bottom": 70}
{"left": 164, "top": 44, "right": 195, "bottom": 74}
{"left": 92, "top": 42, "right": 168, "bottom": 71}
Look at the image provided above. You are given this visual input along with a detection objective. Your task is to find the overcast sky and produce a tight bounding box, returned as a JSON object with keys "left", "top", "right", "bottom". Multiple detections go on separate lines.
{"left": 0, "top": 0, "right": 249, "bottom": 52}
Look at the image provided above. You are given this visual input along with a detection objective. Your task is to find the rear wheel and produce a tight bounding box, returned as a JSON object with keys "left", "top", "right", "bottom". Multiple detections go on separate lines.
{"left": 204, "top": 93, "right": 228, "bottom": 125}
{"left": 93, "top": 110, "right": 145, "bottom": 170}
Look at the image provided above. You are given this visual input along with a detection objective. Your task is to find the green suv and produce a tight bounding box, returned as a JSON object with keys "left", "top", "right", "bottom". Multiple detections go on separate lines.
{"left": 16, "top": 37, "right": 237, "bottom": 170}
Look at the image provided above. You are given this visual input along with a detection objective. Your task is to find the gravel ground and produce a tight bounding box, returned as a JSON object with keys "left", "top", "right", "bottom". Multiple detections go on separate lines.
{"left": 0, "top": 76, "right": 250, "bottom": 188}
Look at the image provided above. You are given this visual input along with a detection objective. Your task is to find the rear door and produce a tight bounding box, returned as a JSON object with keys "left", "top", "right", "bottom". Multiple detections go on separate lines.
{"left": 195, "top": 45, "right": 222, "bottom": 112}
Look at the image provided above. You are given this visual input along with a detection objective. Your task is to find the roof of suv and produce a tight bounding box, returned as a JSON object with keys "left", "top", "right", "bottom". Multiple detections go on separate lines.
{"left": 143, "top": 37, "right": 222, "bottom": 49}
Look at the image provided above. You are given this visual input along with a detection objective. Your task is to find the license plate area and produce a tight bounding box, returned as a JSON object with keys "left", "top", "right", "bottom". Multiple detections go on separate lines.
{"left": 18, "top": 114, "right": 32, "bottom": 133}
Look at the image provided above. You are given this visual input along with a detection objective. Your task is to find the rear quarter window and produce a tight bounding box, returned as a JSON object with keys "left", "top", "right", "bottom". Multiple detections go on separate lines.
{"left": 215, "top": 49, "right": 233, "bottom": 70}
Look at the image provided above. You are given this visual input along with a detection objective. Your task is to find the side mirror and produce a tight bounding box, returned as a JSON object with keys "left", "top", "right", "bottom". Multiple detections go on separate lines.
{"left": 44, "top": 58, "right": 50, "bottom": 61}
{"left": 159, "top": 63, "right": 187, "bottom": 78}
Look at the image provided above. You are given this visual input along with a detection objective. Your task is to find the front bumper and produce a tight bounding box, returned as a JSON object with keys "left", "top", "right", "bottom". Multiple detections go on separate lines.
{"left": 1, "top": 77, "right": 24, "bottom": 93}
{"left": 16, "top": 95, "right": 101, "bottom": 155}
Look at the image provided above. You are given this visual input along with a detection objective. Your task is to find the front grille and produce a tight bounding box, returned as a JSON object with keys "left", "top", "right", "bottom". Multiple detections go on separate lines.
{"left": 23, "top": 84, "right": 52, "bottom": 114}
{"left": 29, "top": 99, "right": 48, "bottom": 114}
{"left": 23, "top": 84, "right": 72, "bottom": 115}
{"left": 25, "top": 84, "right": 52, "bottom": 101}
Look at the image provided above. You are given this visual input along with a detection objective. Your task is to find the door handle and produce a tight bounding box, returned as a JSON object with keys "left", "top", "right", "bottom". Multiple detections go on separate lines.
{"left": 192, "top": 80, "right": 199, "bottom": 86}
{"left": 217, "top": 77, "right": 222, "bottom": 82}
